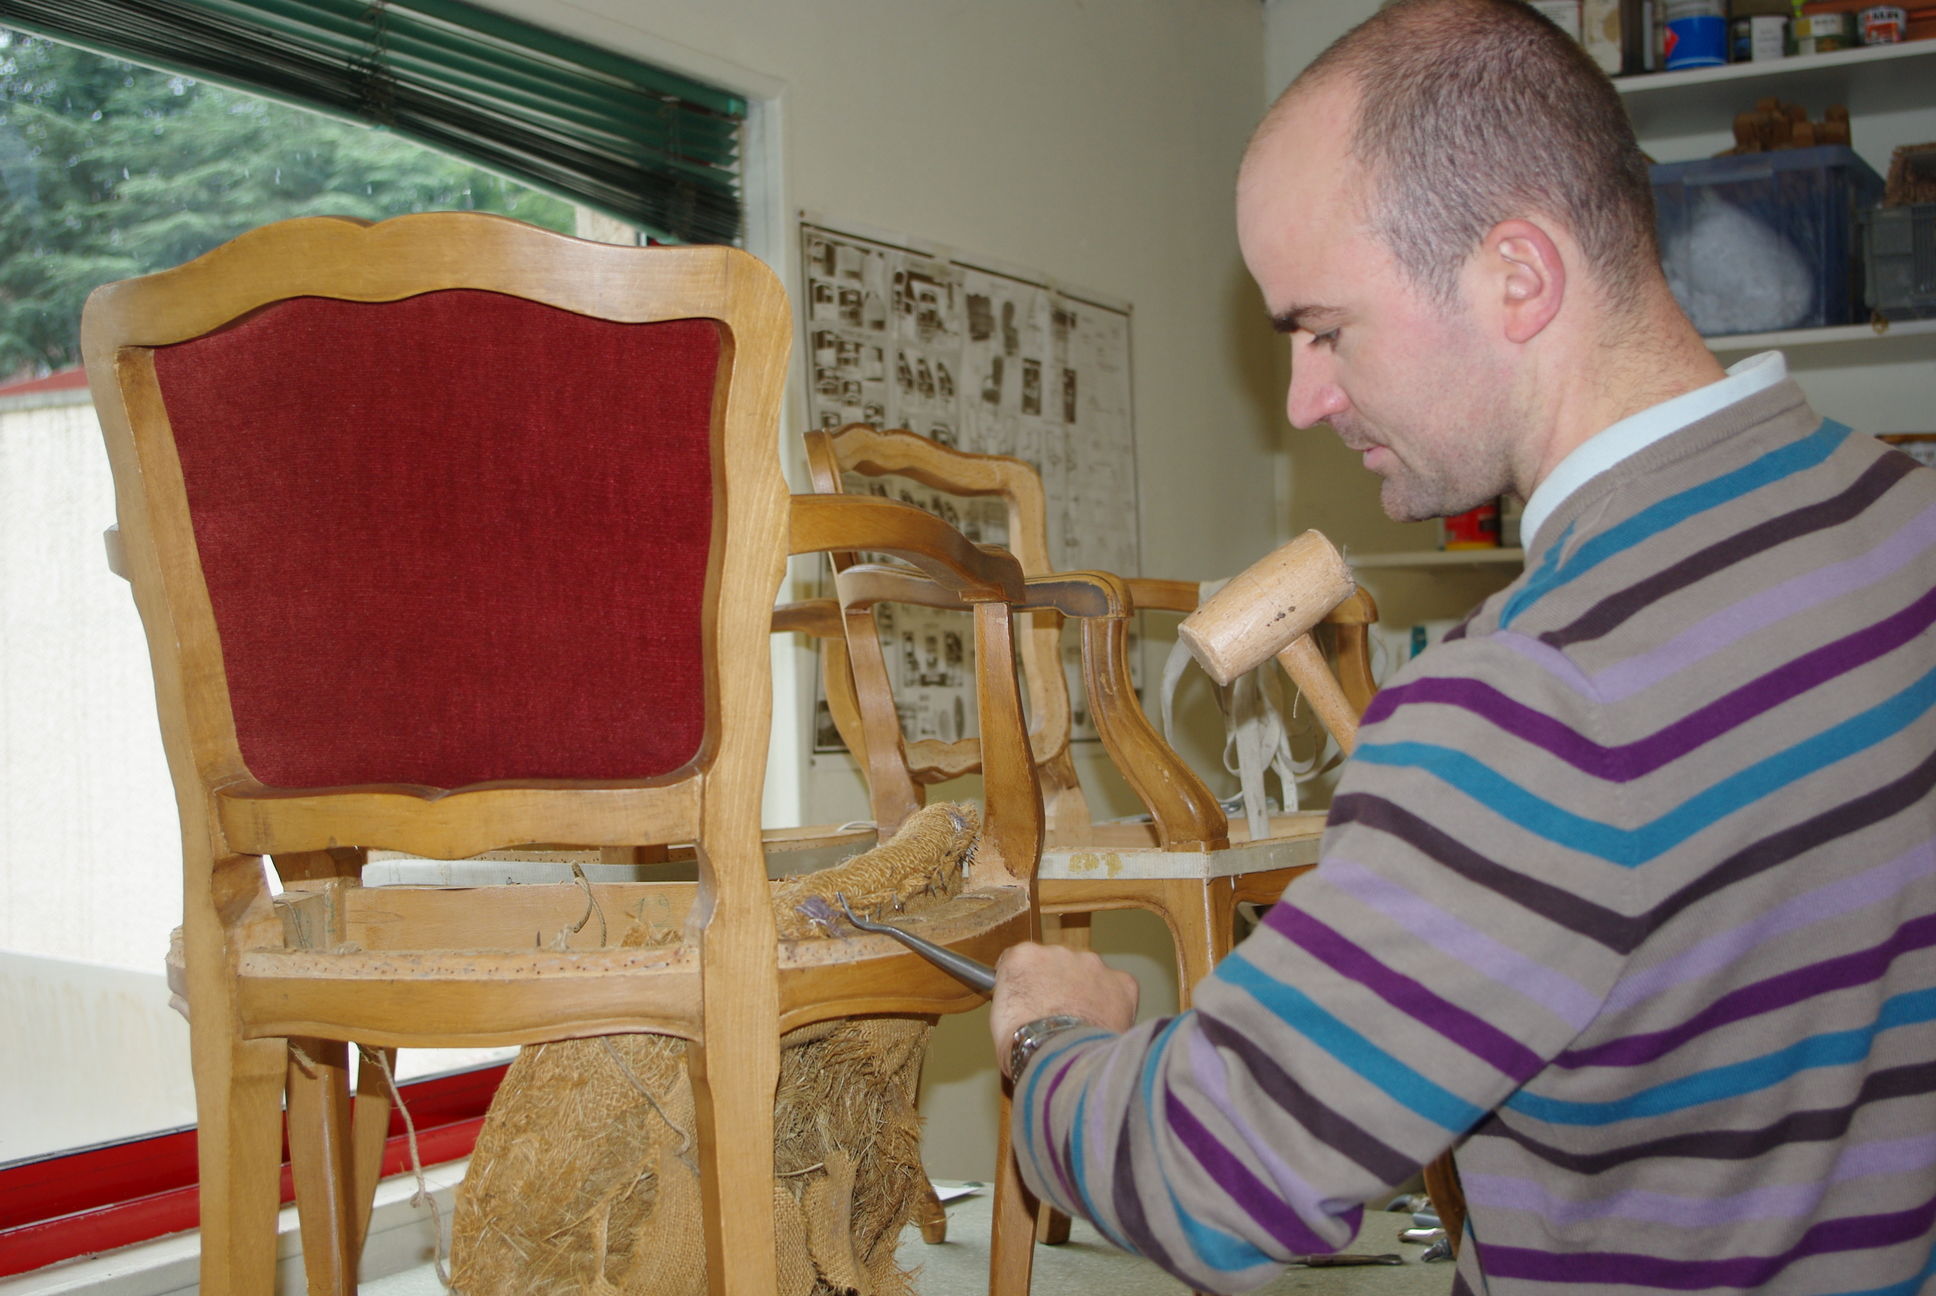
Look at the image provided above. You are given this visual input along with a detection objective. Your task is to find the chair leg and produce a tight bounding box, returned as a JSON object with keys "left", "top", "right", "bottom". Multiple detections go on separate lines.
{"left": 1032, "top": 912, "right": 1091, "bottom": 1247}
{"left": 287, "top": 1038, "right": 359, "bottom": 1296}
{"left": 914, "top": 1180, "right": 950, "bottom": 1244}
{"left": 989, "top": 1082, "right": 1039, "bottom": 1296}
{"left": 191, "top": 1020, "right": 287, "bottom": 1296}
{"left": 1422, "top": 1151, "right": 1469, "bottom": 1258}
{"left": 1152, "top": 877, "right": 1238, "bottom": 1011}
{"left": 689, "top": 1033, "right": 781, "bottom": 1296}
{"left": 350, "top": 1047, "right": 399, "bottom": 1254}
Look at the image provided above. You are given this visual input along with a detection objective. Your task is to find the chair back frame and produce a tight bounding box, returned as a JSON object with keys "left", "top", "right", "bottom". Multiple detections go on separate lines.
{"left": 82, "top": 214, "right": 791, "bottom": 879}
{"left": 804, "top": 423, "right": 1090, "bottom": 836}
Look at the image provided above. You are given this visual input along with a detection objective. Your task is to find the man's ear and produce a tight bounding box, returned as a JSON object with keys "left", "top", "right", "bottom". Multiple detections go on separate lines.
{"left": 1482, "top": 219, "right": 1565, "bottom": 344}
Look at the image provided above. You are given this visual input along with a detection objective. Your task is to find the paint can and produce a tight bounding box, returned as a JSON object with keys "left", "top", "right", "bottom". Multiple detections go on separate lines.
{"left": 1664, "top": 0, "right": 1729, "bottom": 67}
{"left": 1440, "top": 501, "right": 1501, "bottom": 550}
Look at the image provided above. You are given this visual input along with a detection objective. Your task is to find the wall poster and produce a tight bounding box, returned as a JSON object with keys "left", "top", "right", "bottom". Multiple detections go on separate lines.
{"left": 799, "top": 217, "right": 1139, "bottom": 752}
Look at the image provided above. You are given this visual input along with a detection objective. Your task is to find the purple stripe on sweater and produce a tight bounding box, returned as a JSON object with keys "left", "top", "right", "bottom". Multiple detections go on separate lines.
{"left": 1038, "top": 1045, "right": 1083, "bottom": 1201}
{"left": 1478, "top": 1190, "right": 1936, "bottom": 1288}
{"left": 1268, "top": 905, "right": 1544, "bottom": 1080}
{"left": 1084, "top": 1026, "right": 1139, "bottom": 1212}
{"left": 1463, "top": 1133, "right": 1936, "bottom": 1229}
{"left": 1560, "top": 911, "right": 1936, "bottom": 1068}
{"left": 1323, "top": 858, "right": 1603, "bottom": 1028}
{"left": 1598, "top": 500, "right": 1936, "bottom": 701}
{"left": 1603, "top": 838, "right": 1936, "bottom": 1015}
{"left": 1369, "top": 583, "right": 1936, "bottom": 782}
{"left": 1163, "top": 1075, "right": 1337, "bottom": 1255}
{"left": 1365, "top": 675, "right": 1607, "bottom": 770}
{"left": 1182, "top": 1027, "right": 1345, "bottom": 1230}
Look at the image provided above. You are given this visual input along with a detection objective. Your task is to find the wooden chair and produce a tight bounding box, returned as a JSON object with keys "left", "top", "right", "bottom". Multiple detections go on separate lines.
{"left": 80, "top": 215, "right": 1046, "bottom": 1296}
{"left": 804, "top": 423, "right": 1376, "bottom": 993}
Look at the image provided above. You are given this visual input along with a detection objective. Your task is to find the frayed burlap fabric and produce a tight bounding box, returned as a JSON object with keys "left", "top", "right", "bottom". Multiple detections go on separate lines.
{"left": 450, "top": 803, "right": 980, "bottom": 1296}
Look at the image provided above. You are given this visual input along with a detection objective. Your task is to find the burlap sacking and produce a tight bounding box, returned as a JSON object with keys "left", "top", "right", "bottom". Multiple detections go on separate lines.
{"left": 450, "top": 803, "right": 980, "bottom": 1296}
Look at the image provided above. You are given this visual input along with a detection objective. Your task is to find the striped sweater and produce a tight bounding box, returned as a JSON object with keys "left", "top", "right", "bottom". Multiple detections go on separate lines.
{"left": 1015, "top": 376, "right": 1936, "bottom": 1294}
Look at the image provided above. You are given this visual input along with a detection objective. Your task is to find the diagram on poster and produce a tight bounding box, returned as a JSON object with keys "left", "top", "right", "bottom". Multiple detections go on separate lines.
{"left": 801, "top": 218, "right": 1139, "bottom": 751}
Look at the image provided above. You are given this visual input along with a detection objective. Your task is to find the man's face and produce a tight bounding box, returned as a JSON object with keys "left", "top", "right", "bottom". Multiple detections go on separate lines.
{"left": 1237, "top": 85, "right": 1516, "bottom": 522}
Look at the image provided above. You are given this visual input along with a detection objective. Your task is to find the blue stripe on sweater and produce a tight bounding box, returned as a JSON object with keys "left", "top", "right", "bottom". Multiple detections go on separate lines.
{"left": 1501, "top": 418, "right": 1852, "bottom": 628}
{"left": 1219, "top": 950, "right": 1484, "bottom": 1133}
{"left": 1025, "top": 1034, "right": 1135, "bottom": 1254}
{"left": 1135, "top": 1017, "right": 1276, "bottom": 1276}
{"left": 1505, "top": 986, "right": 1936, "bottom": 1126}
{"left": 1355, "top": 660, "right": 1936, "bottom": 866}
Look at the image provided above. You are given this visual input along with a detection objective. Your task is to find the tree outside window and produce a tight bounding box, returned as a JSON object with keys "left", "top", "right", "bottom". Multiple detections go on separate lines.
{"left": 0, "top": 29, "right": 575, "bottom": 378}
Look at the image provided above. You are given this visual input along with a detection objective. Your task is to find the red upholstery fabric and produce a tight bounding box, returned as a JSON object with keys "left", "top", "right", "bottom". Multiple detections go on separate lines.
{"left": 152, "top": 290, "right": 721, "bottom": 789}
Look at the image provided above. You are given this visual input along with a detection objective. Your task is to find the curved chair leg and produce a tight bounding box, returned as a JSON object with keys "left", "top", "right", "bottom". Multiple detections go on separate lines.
{"left": 287, "top": 1038, "right": 359, "bottom": 1296}
{"left": 1155, "top": 877, "right": 1238, "bottom": 1009}
{"left": 192, "top": 1019, "right": 287, "bottom": 1296}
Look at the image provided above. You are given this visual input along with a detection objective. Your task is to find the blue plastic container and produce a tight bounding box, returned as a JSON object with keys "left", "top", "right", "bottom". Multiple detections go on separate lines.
{"left": 1649, "top": 145, "right": 1886, "bottom": 336}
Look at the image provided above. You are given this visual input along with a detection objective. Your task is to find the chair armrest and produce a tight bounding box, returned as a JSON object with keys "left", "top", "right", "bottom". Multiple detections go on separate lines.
{"left": 788, "top": 494, "right": 1023, "bottom": 603}
{"left": 822, "top": 563, "right": 1225, "bottom": 850}
{"left": 1123, "top": 577, "right": 1199, "bottom": 614}
{"left": 771, "top": 598, "right": 843, "bottom": 639}
{"left": 1023, "top": 571, "right": 1227, "bottom": 851}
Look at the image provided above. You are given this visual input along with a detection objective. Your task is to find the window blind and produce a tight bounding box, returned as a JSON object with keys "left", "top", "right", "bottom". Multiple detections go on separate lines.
{"left": 0, "top": 0, "right": 744, "bottom": 244}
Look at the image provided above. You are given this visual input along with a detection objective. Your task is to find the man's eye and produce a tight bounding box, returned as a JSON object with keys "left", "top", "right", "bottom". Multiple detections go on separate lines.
{"left": 1307, "top": 329, "right": 1340, "bottom": 349}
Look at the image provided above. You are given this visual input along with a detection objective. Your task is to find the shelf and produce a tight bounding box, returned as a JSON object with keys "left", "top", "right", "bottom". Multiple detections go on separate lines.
{"left": 1351, "top": 549, "right": 1526, "bottom": 569}
{"left": 1615, "top": 40, "right": 1936, "bottom": 139}
{"left": 1704, "top": 316, "right": 1936, "bottom": 362}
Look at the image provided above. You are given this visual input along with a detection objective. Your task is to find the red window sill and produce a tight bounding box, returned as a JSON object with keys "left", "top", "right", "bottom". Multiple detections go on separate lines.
{"left": 0, "top": 1061, "right": 505, "bottom": 1277}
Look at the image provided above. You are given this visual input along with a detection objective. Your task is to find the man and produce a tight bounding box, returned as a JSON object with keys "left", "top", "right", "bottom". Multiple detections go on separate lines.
{"left": 990, "top": 0, "right": 1936, "bottom": 1291}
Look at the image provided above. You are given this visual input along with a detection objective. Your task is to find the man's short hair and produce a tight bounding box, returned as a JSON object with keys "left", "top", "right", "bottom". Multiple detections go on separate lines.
{"left": 1293, "top": 0, "right": 1659, "bottom": 312}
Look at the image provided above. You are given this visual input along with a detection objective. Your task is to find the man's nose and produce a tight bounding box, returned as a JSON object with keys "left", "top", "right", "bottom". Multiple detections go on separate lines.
{"left": 1286, "top": 351, "right": 1347, "bottom": 429}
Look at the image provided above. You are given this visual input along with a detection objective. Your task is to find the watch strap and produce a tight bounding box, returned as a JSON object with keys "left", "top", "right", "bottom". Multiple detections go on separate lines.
{"left": 1005, "top": 1013, "right": 1093, "bottom": 1081}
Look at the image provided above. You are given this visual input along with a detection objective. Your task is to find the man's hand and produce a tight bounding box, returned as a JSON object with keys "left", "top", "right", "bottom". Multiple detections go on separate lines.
{"left": 991, "top": 941, "right": 1140, "bottom": 1068}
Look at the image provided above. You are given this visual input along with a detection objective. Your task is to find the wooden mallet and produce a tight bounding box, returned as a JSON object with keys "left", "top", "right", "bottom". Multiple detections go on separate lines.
{"left": 1176, "top": 530, "right": 1362, "bottom": 754}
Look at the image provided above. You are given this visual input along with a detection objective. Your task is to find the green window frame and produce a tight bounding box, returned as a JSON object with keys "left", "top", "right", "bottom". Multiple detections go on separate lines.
{"left": 0, "top": 0, "right": 745, "bottom": 244}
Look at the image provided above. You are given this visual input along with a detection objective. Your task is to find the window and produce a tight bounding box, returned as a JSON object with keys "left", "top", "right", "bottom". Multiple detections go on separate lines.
{"left": 0, "top": 0, "right": 746, "bottom": 246}
{"left": 0, "top": 7, "right": 747, "bottom": 1266}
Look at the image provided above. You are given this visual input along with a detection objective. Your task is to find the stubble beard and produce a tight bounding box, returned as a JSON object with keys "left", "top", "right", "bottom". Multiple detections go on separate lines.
{"left": 1369, "top": 431, "right": 1514, "bottom": 523}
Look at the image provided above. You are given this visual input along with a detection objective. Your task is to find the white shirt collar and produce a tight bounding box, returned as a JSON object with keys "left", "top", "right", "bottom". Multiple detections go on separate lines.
{"left": 1518, "top": 350, "right": 1788, "bottom": 557}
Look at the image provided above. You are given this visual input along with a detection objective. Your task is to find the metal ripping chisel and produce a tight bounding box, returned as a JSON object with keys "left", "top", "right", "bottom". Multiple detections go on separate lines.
{"left": 794, "top": 892, "right": 999, "bottom": 991}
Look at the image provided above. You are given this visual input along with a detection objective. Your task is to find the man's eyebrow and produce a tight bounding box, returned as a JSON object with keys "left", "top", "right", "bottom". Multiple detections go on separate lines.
{"left": 1270, "top": 305, "right": 1340, "bottom": 334}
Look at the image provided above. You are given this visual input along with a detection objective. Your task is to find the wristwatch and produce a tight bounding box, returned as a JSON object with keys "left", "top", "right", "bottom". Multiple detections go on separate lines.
{"left": 1005, "top": 1013, "right": 1093, "bottom": 1081}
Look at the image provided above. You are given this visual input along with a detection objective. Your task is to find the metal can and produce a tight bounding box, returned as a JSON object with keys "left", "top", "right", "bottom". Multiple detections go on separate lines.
{"left": 1793, "top": 10, "right": 1855, "bottom": 51}
{"left": 1859, "top": 4, "right": 1907, "bottom": 40}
